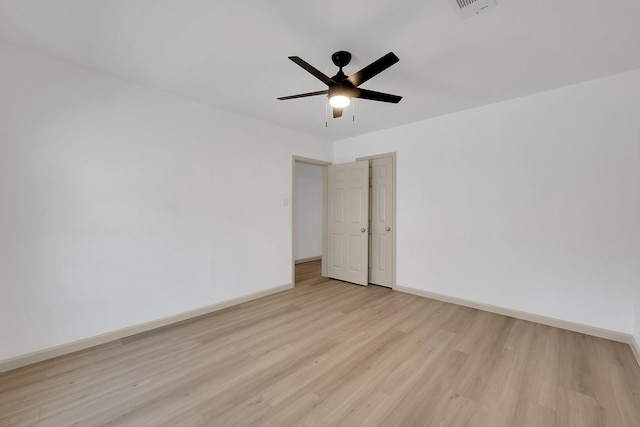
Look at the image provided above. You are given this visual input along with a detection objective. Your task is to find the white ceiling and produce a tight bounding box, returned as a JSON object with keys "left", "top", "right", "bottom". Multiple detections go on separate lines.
{"left": 1, "top": 0, "right": 639, "bottom": 141}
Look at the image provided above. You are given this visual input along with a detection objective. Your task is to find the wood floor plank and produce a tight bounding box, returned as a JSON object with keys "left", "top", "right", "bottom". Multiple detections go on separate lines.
{"left": 1, "top": 260, "right": 639, "bottom": 426}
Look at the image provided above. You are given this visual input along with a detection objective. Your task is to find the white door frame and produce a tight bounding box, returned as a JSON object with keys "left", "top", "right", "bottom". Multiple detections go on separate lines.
{"left": 291, "top": 156, "right": 331, "bottom": 286}
{"left": 357, "top": 152, "right": 397, "bottom": 289}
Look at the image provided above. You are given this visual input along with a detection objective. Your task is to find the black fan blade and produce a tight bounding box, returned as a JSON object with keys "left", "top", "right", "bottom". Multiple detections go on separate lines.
{"left": 289, "top": 56, "right": 337, "bottom": 87}
{"left": 278, "top": 90, "right": 328, "bottom": 100}
{"left": 347, "top": 52, "right": 399, "bottom": 87}
{"left": 333, "top": 107, "right": 344, "bottom": 118}
{"left": 356, "top": 89, "right": 402, "bottom": 104}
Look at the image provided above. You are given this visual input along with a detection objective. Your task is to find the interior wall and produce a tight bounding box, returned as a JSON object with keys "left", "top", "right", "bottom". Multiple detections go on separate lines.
{"left": 293, "top": 162, "right": 323, "bottom": 261}
{"left": 334, "top": 69, "right": 640, "bottom": 335}
{"left": 0, "top": 44, "right": 331, "bottom": 363}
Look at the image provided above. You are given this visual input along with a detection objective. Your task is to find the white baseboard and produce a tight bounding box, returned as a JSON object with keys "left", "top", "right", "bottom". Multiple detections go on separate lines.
{"left": 294, "top": 256, "right": 321, "bottom": 264}
{"left": 631, "top": 336, "right": 640, "bottom": 368}
{"left": 0, "top": 283, "right": 292, "bottom": 374}
{"left": 395, "top": 284, "right": 633, "bottom": 345}
{"left": 4, "top": 282, "right": 637, "bottom": 373}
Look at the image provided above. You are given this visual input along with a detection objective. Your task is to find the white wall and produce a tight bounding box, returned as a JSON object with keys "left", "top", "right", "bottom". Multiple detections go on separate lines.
{"left": 0, "top": 44, "right": 331, "bottom": 363}
{"left": 294, "top": 163, "right": 323, "bottom": 261}
{"left": 334, "top": 70, "right": 640, "bottom": 335}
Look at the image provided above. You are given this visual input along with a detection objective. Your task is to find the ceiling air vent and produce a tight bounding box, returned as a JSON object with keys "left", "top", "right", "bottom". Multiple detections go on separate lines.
{"left": 452, "top": 0, "right": 497, "bottom": 19}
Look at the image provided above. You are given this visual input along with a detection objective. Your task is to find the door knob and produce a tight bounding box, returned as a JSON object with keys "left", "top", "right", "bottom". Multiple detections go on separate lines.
{"left": 361, "top": 228, "right": 366, "bottom": 232}
{"left": 385, "top": 227, "right": 391, "bottom": 231}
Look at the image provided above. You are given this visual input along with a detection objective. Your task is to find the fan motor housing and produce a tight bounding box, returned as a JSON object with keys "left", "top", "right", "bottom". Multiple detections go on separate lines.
{"left": 329, "top": 85, "right": 359, "bottom": 99}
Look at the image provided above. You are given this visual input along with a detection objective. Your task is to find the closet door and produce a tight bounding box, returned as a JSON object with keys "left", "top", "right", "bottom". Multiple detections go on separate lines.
{"left": 369, "top": 156, "right": 393, "bottom": 287}
{"left": 326, "top": 161, "right": 370, "bottom": 286}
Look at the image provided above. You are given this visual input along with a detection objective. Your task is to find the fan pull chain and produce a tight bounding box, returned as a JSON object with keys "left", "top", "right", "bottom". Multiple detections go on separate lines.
{"left": 352, "top": 101, "right": 355, "bottom": 122}
{"left": 325, "top": 100, "right": 328, "bottom": 127}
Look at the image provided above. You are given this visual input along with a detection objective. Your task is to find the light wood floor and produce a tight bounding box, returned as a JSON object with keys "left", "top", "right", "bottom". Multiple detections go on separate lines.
{"left": 1, "top": 260, "right": 639, "bottom": 426}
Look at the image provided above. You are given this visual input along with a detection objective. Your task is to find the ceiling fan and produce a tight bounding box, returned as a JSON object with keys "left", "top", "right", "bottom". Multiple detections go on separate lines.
{"left": 277, "top": 51, "right": 402, "bottom": 118}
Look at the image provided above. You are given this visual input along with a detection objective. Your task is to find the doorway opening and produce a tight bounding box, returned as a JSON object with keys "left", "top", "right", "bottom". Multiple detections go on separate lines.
{"left": 292, "top": 156, "right": 330, "bottom": 287}
{"left": 292, "top": 153, "right": 396, "bottom": 289}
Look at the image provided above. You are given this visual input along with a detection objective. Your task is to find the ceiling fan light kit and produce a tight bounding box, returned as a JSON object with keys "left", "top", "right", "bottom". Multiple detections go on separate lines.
{"left": 278, "top": 50, "right": 402, "bottom": 119}
{"left": 329, "top": 95, "right": 350, "bottom": 108}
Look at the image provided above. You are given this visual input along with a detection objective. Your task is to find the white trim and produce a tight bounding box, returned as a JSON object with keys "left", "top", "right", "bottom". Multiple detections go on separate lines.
{"left": 321, "top": 166, "right": 328, "bottom": 278}
{"left": 295, "top": 256, "right": 322, "bottom": 264}
{"left": 292, "top": 156, "right": 331, "bottom": 167}
{"left": 395, "top": 284, "right": 633, "bottom": 345}
{"left": 631, "top": 336, "right": 640, "bottom": 368}
{"left": 0, "top": 283, "right": 292, "bottom": 374}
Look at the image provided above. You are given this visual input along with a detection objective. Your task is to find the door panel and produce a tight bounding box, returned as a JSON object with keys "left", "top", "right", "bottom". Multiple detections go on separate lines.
{"left": 369, "top": 156, "right": 393, "bottom": 287}
{"left": 326, "top": 161, "right": 369, "bottom": 286}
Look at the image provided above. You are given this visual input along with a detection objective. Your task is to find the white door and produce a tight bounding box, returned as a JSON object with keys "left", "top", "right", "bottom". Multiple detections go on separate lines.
{"left": 326, "top": 161, "right": 370, "bottom": 286}
{"left": 369, "top": 156, "right": 394, "bottom": 287}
